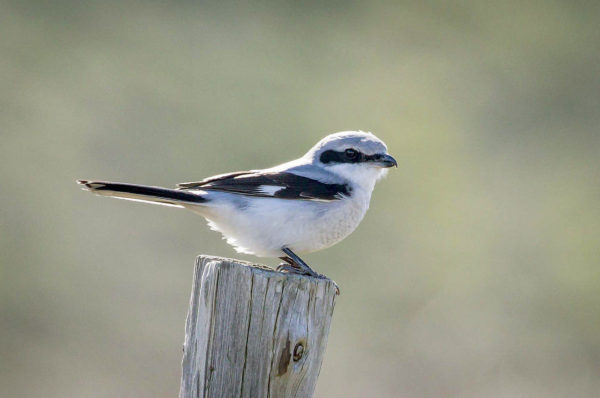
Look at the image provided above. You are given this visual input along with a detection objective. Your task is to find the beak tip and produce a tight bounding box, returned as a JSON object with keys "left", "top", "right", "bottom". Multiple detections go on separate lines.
{"left": 384, "top": 154, "right": 398, "bottom": 168}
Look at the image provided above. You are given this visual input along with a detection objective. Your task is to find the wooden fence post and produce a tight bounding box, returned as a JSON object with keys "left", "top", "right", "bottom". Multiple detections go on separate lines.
{"left": 180, "top": 255, "right": 338, "bottom": 398}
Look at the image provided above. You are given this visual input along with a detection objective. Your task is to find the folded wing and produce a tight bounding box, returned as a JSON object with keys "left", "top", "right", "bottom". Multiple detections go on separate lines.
{"left": 177, "top": 171, "right": 350, "bottom": 201}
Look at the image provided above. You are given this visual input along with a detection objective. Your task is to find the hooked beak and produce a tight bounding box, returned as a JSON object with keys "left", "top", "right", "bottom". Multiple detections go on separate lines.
{"left": 375, "top": 153, "right": 398, "bottom": 168}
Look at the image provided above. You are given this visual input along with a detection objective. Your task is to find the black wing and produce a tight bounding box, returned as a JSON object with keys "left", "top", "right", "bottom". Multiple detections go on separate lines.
{"left": 177, "top": 171, "right": 350, "bottom": 201}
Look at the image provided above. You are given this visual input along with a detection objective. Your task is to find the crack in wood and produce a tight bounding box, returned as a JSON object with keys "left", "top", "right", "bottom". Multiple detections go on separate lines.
{"left": 180, "top": 256, "right": 337, "bottom": 398}
{"left": 238, "top": 272, "right": 254, "bottom": 397}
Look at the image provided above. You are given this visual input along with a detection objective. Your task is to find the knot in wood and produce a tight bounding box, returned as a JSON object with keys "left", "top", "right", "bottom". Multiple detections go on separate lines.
{"left": 293, "top": 342, "right": 305, "bottom": 362}
{"left": 180, "top": 256, "right": 339, "bottom": 397}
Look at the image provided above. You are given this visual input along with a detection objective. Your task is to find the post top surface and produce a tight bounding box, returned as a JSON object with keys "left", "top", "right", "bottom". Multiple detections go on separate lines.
{"left": 196, "top": 254, "right": 338, "bottom": 287}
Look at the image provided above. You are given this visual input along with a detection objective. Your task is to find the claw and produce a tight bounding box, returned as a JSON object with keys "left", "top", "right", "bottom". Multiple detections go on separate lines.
{"left": 277, "top": 262, "right": 340, "bottom": 295}
{"left": 277, "top": 263, "right": 301, "bottom": 273}
{"left": 277, "top": 250, "right": 339, "bottom": 294}
{"left": 277, "top": 262, "right": 311, "bottom": 276}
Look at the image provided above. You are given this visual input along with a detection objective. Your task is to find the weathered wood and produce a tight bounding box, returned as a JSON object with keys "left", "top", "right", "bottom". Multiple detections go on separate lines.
{"left": 180, "top": 255, "right": 338, "bottom": 398}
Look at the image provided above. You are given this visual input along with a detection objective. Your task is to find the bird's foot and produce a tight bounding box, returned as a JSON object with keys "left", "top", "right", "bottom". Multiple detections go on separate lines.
{"left": 277, "top": 257, "right": 322, "bottom": 278}
{"left": 276, "top": 262, "right": 303, "bottom": 274}
{"left": 277, "top": 257, "right": 339, "bottom": 295}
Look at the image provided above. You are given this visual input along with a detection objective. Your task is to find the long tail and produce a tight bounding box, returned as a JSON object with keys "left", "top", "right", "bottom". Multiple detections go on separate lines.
{"left": 77, "top": 180, "right": 206, "bottom": 208}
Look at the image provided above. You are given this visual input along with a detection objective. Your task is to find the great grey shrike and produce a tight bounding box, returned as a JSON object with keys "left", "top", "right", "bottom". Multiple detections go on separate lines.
{"left": 78, "top": 131, "right": 396, "bottom": 277}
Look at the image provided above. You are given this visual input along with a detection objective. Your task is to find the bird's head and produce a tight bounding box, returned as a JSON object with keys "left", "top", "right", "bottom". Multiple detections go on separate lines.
{"left": 306, "top": 131, "right": 397, "bottom": 191}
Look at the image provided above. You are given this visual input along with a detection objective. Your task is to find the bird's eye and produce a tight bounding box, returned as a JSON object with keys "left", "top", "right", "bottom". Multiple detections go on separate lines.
{"left": 344, "top": 148, "right": 358, "bottom": 159}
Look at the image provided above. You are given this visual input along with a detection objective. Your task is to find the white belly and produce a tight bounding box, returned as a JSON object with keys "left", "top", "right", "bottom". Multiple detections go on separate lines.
{"left": 189, "top": 192, "right": 371, "bottom": 257}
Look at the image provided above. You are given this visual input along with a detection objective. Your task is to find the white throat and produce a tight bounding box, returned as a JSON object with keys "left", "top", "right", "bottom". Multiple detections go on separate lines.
{"left": 325, "top": 163, "right": 387, "bottom": 193}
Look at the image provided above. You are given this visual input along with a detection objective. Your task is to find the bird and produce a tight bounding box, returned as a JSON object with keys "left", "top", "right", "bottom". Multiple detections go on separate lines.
{"left": 77, "top": 131, "right": 396, "bottom": 278}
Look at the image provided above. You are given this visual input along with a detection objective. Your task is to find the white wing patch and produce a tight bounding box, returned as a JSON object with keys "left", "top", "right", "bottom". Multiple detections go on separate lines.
{"left": 258, "top": 185, "right": 284, "bottom": 196}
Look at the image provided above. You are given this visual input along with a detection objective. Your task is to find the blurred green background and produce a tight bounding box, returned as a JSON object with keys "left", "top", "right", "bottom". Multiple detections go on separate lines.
{"left": 1, "top": 1, "right": 599, "bottom": 397}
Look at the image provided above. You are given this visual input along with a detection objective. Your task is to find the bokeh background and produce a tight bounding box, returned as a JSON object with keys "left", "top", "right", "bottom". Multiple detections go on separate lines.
{"left": 2, "top": 1, "right": 599, "bottom": 397}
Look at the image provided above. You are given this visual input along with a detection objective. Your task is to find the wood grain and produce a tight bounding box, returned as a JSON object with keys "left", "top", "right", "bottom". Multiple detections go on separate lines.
{"left": 180, "top": 255, "right": 338, "bottom": 398}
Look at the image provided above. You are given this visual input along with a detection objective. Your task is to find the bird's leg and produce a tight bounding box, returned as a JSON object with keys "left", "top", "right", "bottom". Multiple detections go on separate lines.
{"left": 280, "top": 247, "right": 322, "bottom": 278}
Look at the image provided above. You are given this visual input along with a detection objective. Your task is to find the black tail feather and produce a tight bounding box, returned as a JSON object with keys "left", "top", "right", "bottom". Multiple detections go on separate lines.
{"left": 77, "top": 180, "right": 206, "bottom": 204}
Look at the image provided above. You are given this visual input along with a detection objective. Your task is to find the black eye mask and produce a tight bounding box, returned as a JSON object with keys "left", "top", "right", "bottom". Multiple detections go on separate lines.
{"left": 319, "top": 149, "right": 384, "bottom": 164}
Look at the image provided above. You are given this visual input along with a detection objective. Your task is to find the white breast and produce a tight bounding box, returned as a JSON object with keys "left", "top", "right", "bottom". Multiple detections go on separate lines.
{"left": 190, "top": 188, "right": 372, "bottom": 258}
